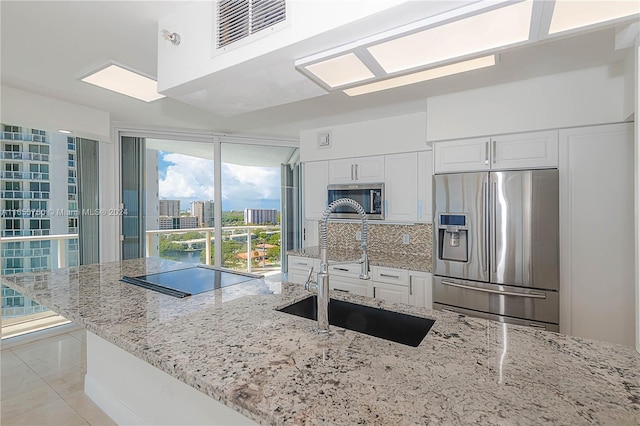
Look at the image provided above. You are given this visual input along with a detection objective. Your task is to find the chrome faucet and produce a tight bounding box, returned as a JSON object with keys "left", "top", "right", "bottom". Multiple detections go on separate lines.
{"left": 311, "top": 198, "right": 370, "bottom": 333}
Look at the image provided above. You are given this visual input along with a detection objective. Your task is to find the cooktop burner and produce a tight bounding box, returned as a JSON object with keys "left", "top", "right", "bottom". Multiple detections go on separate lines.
{"left": 121, "top": 266, "right": 262, "bottom": 298}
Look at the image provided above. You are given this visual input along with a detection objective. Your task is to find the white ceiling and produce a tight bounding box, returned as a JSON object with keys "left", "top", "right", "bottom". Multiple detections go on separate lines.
{"left": 0, "top": 1, "right": 634, "bottom": 139}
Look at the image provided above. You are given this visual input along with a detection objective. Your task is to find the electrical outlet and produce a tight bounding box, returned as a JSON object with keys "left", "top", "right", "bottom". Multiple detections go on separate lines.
{"left": 355, "top": 231, "right": 362, "bottom": 241}
{"left": 402, "top": 234, "right": 410, "bottom": 245}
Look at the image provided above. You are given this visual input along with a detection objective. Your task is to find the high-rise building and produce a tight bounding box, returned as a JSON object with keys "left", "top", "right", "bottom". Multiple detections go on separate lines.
{"left": 191, "top": 200, "right": 214, "bottom": 228}
{"left": 159, "top": 215, "right": 199, "bottom": 230}
{"left": 1, "top": 124, "right": 79, "bottom": 317}
{"left": 159, "top": 199, "right": 180, "bottom": 217}
{"left": 244, "top": 208, "right": 278, "bottom": 225}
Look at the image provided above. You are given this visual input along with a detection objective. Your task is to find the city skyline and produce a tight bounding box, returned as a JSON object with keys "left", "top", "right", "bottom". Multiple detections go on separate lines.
{"left": 157, "top": 152, "right": 281, "bottom": 212}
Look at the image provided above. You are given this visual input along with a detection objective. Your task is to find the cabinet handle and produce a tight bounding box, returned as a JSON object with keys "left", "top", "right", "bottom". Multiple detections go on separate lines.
{"left": 380, "top": 273, "right": 400, "bottom": 279}
{"left": 334, "top": 288, "right": 349, "bottom": 293}
{"left": 333, "top": 267, "right": 349, "bottom": 272}
{"left": 355, "top": 164, "right": 358, "bottom": 180}
{"left": 485, "top": 141, "right": 489, "bottom": 165}
{"left": 492, "top": 140, "right": 496, "bottom": 164}
{"left": 294, "top": 261, "right": 309, "bottom": 266}
{"left": 350, "top": 164, "right": 354, "bottom": 180}
{"left": 373, "top": 287, "right": 376, "bottom": 298}
{"left": 409, "top": 277, "right": 413, "bottom": 295}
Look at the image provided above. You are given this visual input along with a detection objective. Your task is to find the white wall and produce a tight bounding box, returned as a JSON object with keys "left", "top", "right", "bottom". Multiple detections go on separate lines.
{"left": 426, "top": 64, "right": 627, "bottom": 141}
{"left": 300, "top": 112, "right": 427, "bottom": 161}
{"left": 1, "top": 86, "right": 110, "bottom": 141}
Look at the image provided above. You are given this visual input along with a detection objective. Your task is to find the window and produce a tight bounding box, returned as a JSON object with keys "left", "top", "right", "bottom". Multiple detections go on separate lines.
{"left": 4, "top": 125, "right": 20, "bottom": 133}
{"left": 4, "top": 200, "right": 21, "bottom": 210}
{"left": 30, "top": 257, "right": 49, "bottom": 269}
{"left": 30, "top": 164, "right": 49, "bottom": 173}
{"left": 4, "top": 219, "right": 20, "bottom": 230}
{"left": 29, "top": 144, "right": 49, "bottom": 154}
{"left": 30, "top": 200, "right": 47, "bottom": 210}
{"left": 5, "top": 163, "right": 19, "bottom": 171}
{"left": 4, "top": 143, "right": 20, "bottom": 152}
{"left": 30, "top": 219, "right": 50, "bottom": 230}
{"left": 4, "top": 181, "right": 20, "bottom": 190}
{"left": 30, "top": 182, "right": 50, "bottom": 192}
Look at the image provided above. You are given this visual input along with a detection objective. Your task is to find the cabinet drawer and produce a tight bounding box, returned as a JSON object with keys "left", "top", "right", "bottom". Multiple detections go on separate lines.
{"left": 328, "top": 263, "right": 362, "bottom": 277}
{"left": 371, "top": 266, "right": 409, "bottom": 286}
{"left": 329, "top": 277, "right": 370, "bottom": 297}
{"left": 288, "top": 256, "right": 315, "bottom": 270}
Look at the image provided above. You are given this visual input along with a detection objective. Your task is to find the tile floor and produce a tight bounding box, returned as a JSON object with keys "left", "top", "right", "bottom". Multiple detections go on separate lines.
{"left": 1, "top": 329, "right": 115, "bottom": 425}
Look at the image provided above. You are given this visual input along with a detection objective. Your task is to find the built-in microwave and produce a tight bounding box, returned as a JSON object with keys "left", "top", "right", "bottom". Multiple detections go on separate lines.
{"left": 327, "top": 183, "right": 384, "bottom": 219}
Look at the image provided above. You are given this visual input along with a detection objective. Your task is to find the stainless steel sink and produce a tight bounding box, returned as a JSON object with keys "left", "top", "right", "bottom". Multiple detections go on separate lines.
{"left": 278, "top": 296, "right": 435, "bottom": 347}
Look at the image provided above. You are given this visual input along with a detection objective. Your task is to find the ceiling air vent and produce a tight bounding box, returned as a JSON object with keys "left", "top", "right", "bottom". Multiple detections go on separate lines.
{"left": 216, "top": 0, "right": 286, "bottom": 49}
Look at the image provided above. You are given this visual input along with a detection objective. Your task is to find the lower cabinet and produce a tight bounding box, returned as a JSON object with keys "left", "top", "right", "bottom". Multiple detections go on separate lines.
{"left": 287, "top": 257, "right": 433, "bottom": 309}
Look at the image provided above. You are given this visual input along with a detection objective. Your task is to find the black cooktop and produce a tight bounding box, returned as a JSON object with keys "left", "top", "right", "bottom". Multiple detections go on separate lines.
{"left": 121, "top": 266, "right": 262, "bottom": 298}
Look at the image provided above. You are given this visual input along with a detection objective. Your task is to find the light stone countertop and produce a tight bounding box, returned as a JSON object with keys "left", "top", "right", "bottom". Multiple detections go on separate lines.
{"left": 288, "top": 246, "right": 431, "bottom": 272}
{"left": 2, "top": 257, "right": 639, "bottom": 425}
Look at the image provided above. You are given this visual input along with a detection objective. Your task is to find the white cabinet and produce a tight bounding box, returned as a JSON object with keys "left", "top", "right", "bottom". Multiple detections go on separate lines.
{"left": 433, "top": 130, "right": 558, "bottom": 173}
{"left": 491, "top": 130, "right": 558, "bottom": 170}
{"left": 304, "top": 161, "right": 328, "bottom": 219}
{"left": 433, "top": 137, "right": 490, "bottom": 173}
{"left": 329, "top": 276, "right": 371, "bottom": 297}
{"left": 408, "top": 271, "right": 432, "bottom": 309}
{"left": 329, "top": 156, "right": 384, "bottom": 184}
{"left": 558, "top": 122, "right": 634, "bottom": 346}
{"left": 373, "top": 282, "right": 409, "bottom": 304}
{"left": 417, "top": 151, "right": 433, "bottom": 223}
{"left": 287, "top": 255, "right": 319, "bottom": 285}
{"left": 384, "top": 152, "right": 418, "bottom": 222}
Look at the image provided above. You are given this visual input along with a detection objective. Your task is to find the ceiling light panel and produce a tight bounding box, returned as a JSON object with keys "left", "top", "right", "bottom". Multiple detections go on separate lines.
{"left": 549, "top": 0, "right": 640, "bottom": 35}
{"left": 81, "top": 64, "right": 165, "bottom": 102}
{"left": 303, "top": 53, "right": 375, "bottom": 88}
{"left": 367, "top": 0, "right": 533, "bottom": 74}
{"left": 344, "top": 55, "right": 496, "bottom": 96}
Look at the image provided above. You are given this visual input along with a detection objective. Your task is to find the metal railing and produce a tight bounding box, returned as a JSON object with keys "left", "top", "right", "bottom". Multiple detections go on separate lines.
{"left": 1, "top": 131, "right": 48, "bottom": 143}
{"left": 0, "top": 151, "right": 49, "bottom": 161}
{"left": 0, "top": 171, "right": 50, "bottom": 180}
{"left": 145, "top": 225, "right": 281, "bottom": 273}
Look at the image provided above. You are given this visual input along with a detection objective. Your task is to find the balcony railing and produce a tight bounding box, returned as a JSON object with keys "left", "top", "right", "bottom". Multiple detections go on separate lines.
{"left": 0, "top": 151, "right": 49, "bottom": 161}
{"left": 1, "top": 191, "right": 50, "bottom": 199}
{"left": 1, "top": 233, "right": 78, "bottom": 338}
{"left": 0, "top": 171, "right": 50, "bottom": 180}
{"left": 1, "top": 131, "right": 48, "bottom": 143}
{"left": 146, "top": 225, "right": 281, "bottom": 274}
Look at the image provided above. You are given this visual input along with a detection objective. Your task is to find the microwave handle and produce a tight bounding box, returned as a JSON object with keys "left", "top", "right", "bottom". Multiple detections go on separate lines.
{"left": 370, "top": 190, "right": 375, "bottom": 212}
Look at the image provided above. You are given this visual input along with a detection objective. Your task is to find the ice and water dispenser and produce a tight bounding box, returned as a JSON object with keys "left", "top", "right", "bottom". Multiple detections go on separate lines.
{"left": 437, "top": 214, "right": 469, "bottom": 262}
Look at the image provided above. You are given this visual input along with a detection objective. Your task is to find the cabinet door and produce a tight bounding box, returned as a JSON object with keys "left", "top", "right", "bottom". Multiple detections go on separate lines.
{"left": 408, "top": 271, "right": 432, "bottom": 309}
{"left": 417, "top": 151, "right": 433, "bottom": 223}
{"left": 384, "top": 152, "right": 418, "bottom": 222}
{"left": 373, "top": 282, "right": 409, "bottom": 304}
{"left": 304, "top": 161, "right": 328, "bottom": 219}
{"left": 328, "top": 158, "right": 355, "bottom": 184}
{"left": 329, "top": 276, "right": 371, "bottom": 297}
{"left": 433, "top": 138, "right": 490, "bottom": 173}
{"left": 558, "top": 122, "right": 633, "bottom": 346}
{"left": 491, "top": 130, "right": 558, "bottom": 170}
{"left": 355, "top": 156, "right": 385, "bottom": 182}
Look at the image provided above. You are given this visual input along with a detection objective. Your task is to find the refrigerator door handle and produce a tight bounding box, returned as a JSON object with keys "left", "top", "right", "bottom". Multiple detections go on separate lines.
{"left": 481, "top": 181, "right": 488, "bottom": 272}
{"left": 441, "top": 280, "right": 547, "bottom": 299}
{"left": 484, "top": 141, "right": 489, "bottom": 165}
{"left": 491, "top": 181, "right": 497, "bottom": 274}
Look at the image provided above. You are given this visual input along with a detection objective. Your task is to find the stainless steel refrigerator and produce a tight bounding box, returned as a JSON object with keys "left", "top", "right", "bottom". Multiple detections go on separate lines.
{"left": 432, "top": 170, "right": 559, "bottom": 331}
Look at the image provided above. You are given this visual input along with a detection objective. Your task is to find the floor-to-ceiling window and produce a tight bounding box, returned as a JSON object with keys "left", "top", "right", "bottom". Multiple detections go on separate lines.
{"left": 119, "top": 131, "right": 301, "bottom": 276}
{"left": 1, "top": 124, "right": 100, "bottom": 339}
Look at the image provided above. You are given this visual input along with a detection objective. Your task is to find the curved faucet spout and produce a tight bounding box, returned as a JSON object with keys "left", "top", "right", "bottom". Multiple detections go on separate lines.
{"left": 315, "top": 198, "right": 370, "bottom": 332}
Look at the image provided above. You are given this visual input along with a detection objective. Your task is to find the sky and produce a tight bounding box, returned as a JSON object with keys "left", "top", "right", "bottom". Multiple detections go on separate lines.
{"left": 157, "top": 152, "right": 281, "bottom": 212}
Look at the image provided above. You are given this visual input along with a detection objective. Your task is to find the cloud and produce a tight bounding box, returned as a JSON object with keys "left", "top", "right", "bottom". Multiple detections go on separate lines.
{"left": 157, "top": 152, "right": 281, "bottom": 211}
{"left": 158, "top": 153, "right": 215, "bottom": 204}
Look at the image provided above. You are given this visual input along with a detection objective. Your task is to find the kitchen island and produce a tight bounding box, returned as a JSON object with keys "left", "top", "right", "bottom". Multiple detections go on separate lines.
{"left": 2, "top": 258, "right": 639, "bottom": 425}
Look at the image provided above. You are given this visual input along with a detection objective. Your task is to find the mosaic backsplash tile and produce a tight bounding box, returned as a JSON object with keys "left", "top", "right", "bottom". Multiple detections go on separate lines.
{"left": 317, "top": 222, "right": 432, "bottom": 259}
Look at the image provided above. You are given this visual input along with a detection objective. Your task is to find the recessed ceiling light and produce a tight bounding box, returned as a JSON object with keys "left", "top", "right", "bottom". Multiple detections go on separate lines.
{"left": 303, "top": 53, "right": 375, "bottom": 88}
{"left": 367, "top": 0, "right": 533, "bottom": 74}
{"left": 549, "top": 0, "right": 640, "bottom": 34}
{"left": 81, "top": 64, "right": 165, "bottom": 102}
{"left": 344, "top": 55, "right": 496, "bottom": 96}
{"left": 58, "top": 129, "right": 73, "bottom": 134}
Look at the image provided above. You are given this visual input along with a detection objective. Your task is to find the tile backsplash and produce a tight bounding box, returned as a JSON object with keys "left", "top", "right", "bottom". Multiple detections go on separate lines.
{"left": 317, "top": 222, "right": 432, "bottom": 257}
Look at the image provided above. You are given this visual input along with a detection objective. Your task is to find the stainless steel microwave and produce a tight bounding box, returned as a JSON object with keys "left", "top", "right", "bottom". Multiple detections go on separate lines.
{"left": 327, "top": 183, "right": 384, "bottom": 219}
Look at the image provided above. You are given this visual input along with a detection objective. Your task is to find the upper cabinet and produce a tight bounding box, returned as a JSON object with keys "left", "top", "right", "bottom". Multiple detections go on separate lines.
{"left": 385, "top": 153, "right": 418, "bottom": 222}
{"left": 304, "top": 160, "right": 328, "bottom": 220}
{"left": 417, "top": 151, "right": 433, "bottom": 223}
{"left": 433, "top": 130, "right": 558, "bottom": 173}
{"left": 329, "top": 156, "right": 385, "bottom": 184}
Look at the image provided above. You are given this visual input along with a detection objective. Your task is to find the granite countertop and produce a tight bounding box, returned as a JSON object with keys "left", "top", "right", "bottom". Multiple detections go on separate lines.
{"left": 2, "top": 258, "right": 639, "bottom": 425}
{"left": 288, "top": 246, "right": 431, "bottom": 272}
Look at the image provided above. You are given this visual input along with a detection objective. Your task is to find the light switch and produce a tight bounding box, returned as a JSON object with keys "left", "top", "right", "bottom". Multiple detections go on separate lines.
{"left": 402, "top": 234, "right": 410, "bottom": 244}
